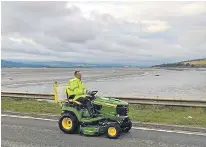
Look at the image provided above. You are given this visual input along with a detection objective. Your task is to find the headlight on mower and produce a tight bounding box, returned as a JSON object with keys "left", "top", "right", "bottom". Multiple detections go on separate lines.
{"left": 116, "top": 114, "right": 120, "bottom": 117}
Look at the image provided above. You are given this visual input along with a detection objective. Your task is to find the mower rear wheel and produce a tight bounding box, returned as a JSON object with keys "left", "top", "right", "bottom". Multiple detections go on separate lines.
{"left": 58, "top": 113, "right": 78, "bottom": 134}
{"left": 107, "top": 123, "right": 121, "bottom": 139}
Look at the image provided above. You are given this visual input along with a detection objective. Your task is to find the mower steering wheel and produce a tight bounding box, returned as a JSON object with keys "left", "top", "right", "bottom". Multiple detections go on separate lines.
{"left": 86, "top": 91, "right": 98, "bottom": 101}
{"left": 91, "top": 90, "right": 98, "bottom": 96}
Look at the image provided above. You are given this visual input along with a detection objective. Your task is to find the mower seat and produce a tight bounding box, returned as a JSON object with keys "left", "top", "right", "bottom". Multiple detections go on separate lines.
{"left": 53, "top": 82, "right": 81, "bottom": 106}
{"left": 66, "top": 93, "right": 81, "bottom": 105}
{"left": 68, "top": 94, "right": 75, "bottom": 99}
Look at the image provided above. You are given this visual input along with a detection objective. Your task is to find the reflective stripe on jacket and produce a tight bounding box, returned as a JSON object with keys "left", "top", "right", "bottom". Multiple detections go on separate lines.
{"left": 65, "top": 77, "right": 87, "bottom": 100}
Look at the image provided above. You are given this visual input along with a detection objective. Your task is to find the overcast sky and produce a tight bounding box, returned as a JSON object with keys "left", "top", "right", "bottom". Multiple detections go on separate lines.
{"left": 1, "top": 1, "right": 206, "bottom": 65}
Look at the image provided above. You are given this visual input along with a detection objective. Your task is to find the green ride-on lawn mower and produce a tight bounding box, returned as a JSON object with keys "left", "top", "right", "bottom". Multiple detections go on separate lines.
{"left": 57, "top": 90, "right": 132, "bottom": 139}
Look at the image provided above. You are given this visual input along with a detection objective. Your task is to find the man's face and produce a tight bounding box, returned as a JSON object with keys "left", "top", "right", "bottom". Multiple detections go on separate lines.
{"left": 76, "top": 72, "right": 82, "bottom": 80}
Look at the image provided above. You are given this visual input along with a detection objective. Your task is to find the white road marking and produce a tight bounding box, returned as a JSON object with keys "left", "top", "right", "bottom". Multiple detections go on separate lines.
{"left": 1, "top": 114, "right": 58, "bottom": 122}
{"left": 132, "top": 127, "right": 206, "bottom": 137}
{"left": 2, "top": 114, "right": 206, "bottom": 137}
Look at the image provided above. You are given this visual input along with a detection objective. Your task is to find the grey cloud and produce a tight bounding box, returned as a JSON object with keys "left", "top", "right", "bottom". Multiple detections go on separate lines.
{"left": 1, "top": 2, "right": 81, "bottom": 35}
{"left": 43, "top": 16, "right": 101, "bottom": 43}
{"left": 2, "top": 36, "right": 55, "bottom": 56}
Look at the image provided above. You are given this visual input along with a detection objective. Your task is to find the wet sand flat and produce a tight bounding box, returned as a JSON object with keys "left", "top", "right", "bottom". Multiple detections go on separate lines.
{"left": 1, "top": 68, "right": 206, "bottom": 100}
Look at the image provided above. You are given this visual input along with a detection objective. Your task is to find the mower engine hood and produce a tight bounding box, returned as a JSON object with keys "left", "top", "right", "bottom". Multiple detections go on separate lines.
{"left": 93, "top": 96, "right": 128, "bottom": 107}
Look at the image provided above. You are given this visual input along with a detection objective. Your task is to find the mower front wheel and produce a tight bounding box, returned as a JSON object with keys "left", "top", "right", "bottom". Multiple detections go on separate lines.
{"left": 58, "top": 113, "right": 78, "bottom": 134}
{"left": 107, "top": 123, "right": 121, "bottom": 139}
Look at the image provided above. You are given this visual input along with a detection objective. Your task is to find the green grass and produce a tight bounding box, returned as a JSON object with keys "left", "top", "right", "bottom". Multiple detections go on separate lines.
{"left": 2, "top": 97, "right": 206, "bottom": 127}
{"left": 129, "top": 104, "right": 206, "bottom": 127}
{"left": 1, "top": 98, "right": 61, "bottom": 115}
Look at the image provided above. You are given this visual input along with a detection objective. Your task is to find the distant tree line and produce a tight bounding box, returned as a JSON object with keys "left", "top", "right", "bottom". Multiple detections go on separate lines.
{"left": 152, "top": 62, "right": 206, "bottom": 68}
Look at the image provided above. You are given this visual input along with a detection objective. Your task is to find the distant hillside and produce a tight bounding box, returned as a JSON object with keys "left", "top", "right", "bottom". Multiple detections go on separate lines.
{"left": 1, "top": 60, "right": 125, "bottom": 68}
{"left": 1, "top": 60, "right": 48, "bottom": 68}
{"left": 183, "top": 59, "right": 206, "bottom": 66}
{"left": 152, "top": 58, "right": 206, "bottom": 68}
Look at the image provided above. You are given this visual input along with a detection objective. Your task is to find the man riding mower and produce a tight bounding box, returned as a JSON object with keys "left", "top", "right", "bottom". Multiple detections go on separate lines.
{"left": 65, "top": 71, "right": 97, "bottom": 117}
{"left": 57, "top": 71, "right": 132, "bottom": 139}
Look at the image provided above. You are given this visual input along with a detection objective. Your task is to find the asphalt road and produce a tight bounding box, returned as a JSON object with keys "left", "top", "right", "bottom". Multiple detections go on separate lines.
{"left": 1, "top": 116, "right": 206, "bottom": 147}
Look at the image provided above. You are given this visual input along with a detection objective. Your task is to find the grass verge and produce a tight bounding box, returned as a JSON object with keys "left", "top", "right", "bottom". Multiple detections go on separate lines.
{"left": 129, "top": 104, "right": 206, "bottom": 127}
{"left": 2, "top": 97, "right": 206, "bottom": 127}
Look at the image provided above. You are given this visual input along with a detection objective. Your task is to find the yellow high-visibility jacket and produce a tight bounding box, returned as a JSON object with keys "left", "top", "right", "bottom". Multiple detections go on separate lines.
{"left": 65, "top": 77, "right": 87, "bottom": 101}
